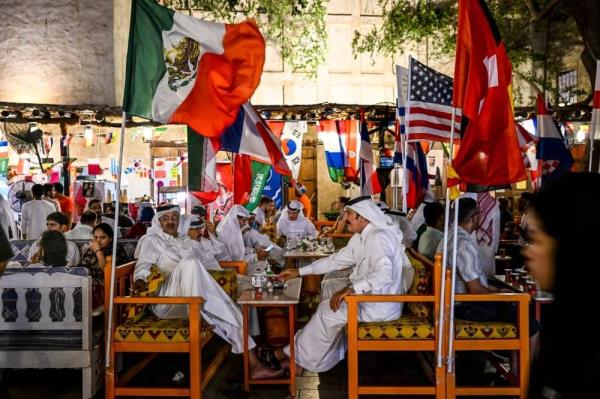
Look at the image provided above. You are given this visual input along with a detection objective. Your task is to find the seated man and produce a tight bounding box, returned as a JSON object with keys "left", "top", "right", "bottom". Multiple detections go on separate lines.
{"left": 216, "top": 205, "right": 251, "bottom": 262}
{"left": 132, "top": 205, "right": 281, "bottom": 379}
{"left": 65, "top": 210, "right": 97, "bottom": 240}
{"left": 185, "top": 216, "right": 228, "bottom": 270}
{"left": 28, "top": 212, "right": 80, "bottom": 266}
{"left": 276, "top": 200, "right": 317, "bottom": 240}
{"left": 436, "top": 198, "right": 538, "bottom": 346}
{"left": 254, "top": 196, "right": 275, "bottom": 229}
{"left": 384, "top": 209, "right": 417, "bottom": 248}
{"left": 417, "top": 202, "right": 444, "bottom": 260}
{"left": 277, "top": 196, "right": 414, "bottom": 373}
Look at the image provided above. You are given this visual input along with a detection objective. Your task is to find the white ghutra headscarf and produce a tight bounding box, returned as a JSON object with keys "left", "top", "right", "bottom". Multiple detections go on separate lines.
{"left": 216, "top": 205, "right": 249, "bottom": 261}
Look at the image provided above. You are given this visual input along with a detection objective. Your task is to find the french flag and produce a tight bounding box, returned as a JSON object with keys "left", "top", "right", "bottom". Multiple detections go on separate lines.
{"left": 359, "top": 119, "right": 381, "bottom": 195}
{"left": 405, "top": 142, "right": 430, "bottom": 209}
{"left": 536, "top": 94, "right": 573, "bottom": 181}
{"left": 220, "top": 102, "right": 291, "bottom": 176}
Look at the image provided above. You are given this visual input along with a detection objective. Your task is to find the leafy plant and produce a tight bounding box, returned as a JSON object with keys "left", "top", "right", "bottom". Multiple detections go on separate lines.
{"left": 161, "top": 0, "right": 328, "bottom": 77}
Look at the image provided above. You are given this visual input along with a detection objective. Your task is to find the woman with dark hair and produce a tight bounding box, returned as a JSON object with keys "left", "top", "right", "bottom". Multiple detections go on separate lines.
{"left": 80, "top": 223, "right": 128, "bottom": 308}
{"left": 29, "top": 230, "right": 68, "bottom": 267}
{"left": 524, "top": 172, "right": 600, "bottom": 398}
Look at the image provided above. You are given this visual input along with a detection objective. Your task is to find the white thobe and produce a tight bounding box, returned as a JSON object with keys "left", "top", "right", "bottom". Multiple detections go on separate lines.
{"left": 254, "top": 207, "right": 266, "bottom": 228}
{"left": 65, "top": 224, "right": 94, "bottom": 240}
{"left": 243, "top": 229, "right": 285, "bottom": 266}
{"left": 20, "top": 200, "right": 56, "bottom": 240}
{"left": 28, "top": 238, "right": 81, "bottom": 266}
{"left": 284, "top": 223, "right": 414, "bottom": 372}
{"left": 276, "top": 218, "right": 317, "bottom": 239}
{"left": 134, "top": 232, "right": 254, "bottom": 353}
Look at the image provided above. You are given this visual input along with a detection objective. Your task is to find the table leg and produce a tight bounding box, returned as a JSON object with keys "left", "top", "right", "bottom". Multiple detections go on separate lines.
{"left": 289, "top": 304, "right": 297, "bottom": 397}
{"left": 243, "top": 304, "right": 250, "bottom": 393}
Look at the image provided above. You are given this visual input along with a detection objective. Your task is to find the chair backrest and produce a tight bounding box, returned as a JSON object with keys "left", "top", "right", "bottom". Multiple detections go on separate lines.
{"left": 0, "top": 267, "right": 92, "bottom": 350}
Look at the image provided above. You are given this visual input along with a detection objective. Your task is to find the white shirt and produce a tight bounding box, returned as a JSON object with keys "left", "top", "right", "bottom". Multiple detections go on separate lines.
{"left": 190, "top": 234, "right": 229, "bottom": 270}
{"left": 65, "top": 224, "right": 93, "bottom": 240}
{"left": 418, "top": 226, "right": 443, "bottom": 260}
{"left": 28, "top": 238, "right": 81, "bottom": 267}
{"left": 20, "top": 199, "right": 56, "bottom": 240}
{"left": 300, "top": 223, "right": 414, "bottom": 322}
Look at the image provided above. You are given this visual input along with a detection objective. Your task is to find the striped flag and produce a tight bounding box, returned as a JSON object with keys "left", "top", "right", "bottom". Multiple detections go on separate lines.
{"left": 516, "top": 122, "right": 538, "bottom": 169}
{"left": 359, "top": 119, "right": 381, "bottom": 195}
{"left": 536, "top": 94, "right": 573, "bottom": 182}
{"left": 406, "top": 57, "right": 461, "bottom": 143}
{"left": 405, "top": 142, "right": 429, "bottom": 208}
{"left": 395, "top": 65, "right": 409, "bottom": 163}
{"left": 317, "top": 120, "right": 346, "bottom": 183}
{"left": 0, "top": 141, "right": 8, "bottom": 158}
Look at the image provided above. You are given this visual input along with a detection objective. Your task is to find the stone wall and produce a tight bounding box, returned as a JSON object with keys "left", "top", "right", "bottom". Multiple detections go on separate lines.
{"left": 0, "top": 0, "right": 115, "bottom": 105}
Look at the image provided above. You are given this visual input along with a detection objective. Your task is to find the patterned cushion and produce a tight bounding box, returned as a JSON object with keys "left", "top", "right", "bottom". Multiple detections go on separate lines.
{"left": 207, "top": 269, "right": 238, "bottom": 300}
{"left": 115, "top": 315, "right": 214, "bottom": 343}
{"left": 406, "top": 252, "right": 432, "bottom": 319}
{"left": 358, "top": 315, "right": 434, "bottom": 340}
{"left": 455, "top": 320, "right": 517, "bottom": 339}
{"left": 126, "top": 266, "right": 164, "bottom": 323}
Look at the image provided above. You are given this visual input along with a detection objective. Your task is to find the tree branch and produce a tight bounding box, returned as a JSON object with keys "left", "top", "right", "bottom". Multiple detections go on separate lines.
{"left": 524, "top": 0, "right": 539, "bottom": 20}
{"left": 532, "top": 0, "right": 563, "bottom": 22}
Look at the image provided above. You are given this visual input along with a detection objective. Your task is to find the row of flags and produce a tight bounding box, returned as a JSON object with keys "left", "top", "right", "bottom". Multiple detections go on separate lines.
{"left": 122, "top": 0, "right": 584, "bottom": 211}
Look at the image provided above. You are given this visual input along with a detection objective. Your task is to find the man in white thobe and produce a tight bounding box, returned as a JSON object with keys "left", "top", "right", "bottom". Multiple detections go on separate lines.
{"left": 133, "top": 205, "right": 281, "bottom": 379}
{"left": 0, "top": 193, "right": 16, "bottom": 240}
{"left": 216, "top": 205, "right": 250, "bottom": 262}
{"left": 28, "top": 212, "right": 80, "bottom": 266}
{"left": 384, "top": 209, "right": 417, "bottom": 248}
{"left": 20, "top": 184, "right": 56, "bottom": 240}
{"left": 276, "top": 200, "right": 317, "bottom": 239}
{"left": 276, "top": 196, "right": 414, "bottom": 373}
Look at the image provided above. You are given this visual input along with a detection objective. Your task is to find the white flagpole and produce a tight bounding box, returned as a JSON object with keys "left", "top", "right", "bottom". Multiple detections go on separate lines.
{"left": 105, "top": 111, "right": 127, "bottom": 367}
{"left": 436, "top": 107, "right": 456, "bottom": 368}
{"left": 446, "top": 197, "right": 460, "bottom": 373}
{"left": 403, "top": 56, "right": 413, "bottom": 214}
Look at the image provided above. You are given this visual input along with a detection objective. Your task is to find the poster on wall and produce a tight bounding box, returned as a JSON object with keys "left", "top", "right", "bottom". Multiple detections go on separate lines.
{"left": 426, "top": 148, "right": 444, "bottom": 186}
{"left": 82, "top": 182, "right": 96, "bottom": 198}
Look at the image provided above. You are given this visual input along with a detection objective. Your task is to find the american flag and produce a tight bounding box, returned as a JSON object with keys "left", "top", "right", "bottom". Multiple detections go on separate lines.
{"left": 406, "top": 57, "right": 461, "bottom": 143}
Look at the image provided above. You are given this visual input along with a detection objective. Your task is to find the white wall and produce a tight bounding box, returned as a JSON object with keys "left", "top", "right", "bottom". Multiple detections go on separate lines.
{"left": 0, "top": 0, "right": 115, "bottom": 105}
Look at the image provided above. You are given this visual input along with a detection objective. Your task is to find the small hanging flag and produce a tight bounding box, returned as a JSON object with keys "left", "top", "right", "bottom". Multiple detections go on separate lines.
{"left": 84, "top": 126, "right": 95, "bottom": 147}
{"left": 0, "top": 141, "right": 8, "bottom": 158}
{"left": 62, "top": 134, "right": 73, "bottom": 147}
{"left": 88, "top": 158, "right": 102, "bottom": 175}
{"left": 154, "top": 127, "right": 167, "bottom": 138}
{"left": 17, "top": 158, "right": 30, "bottom": 175}
{"left": 110, "top": 158, "right": 118, "bottom": 176}
{"left": 105, "top": 131, "right": 113, "bottom": 144}
{"left": 0, "top": 158, "right": 8, "bottom": 175}
{"left": 43, "top": 135, "right": 54, "bottom": 153}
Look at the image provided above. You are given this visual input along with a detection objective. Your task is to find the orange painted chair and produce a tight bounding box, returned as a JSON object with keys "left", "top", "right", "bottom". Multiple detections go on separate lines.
{"left": 104, "top": 257, "right": 240, "bottom": 399}
{"left": 444, "top": 270, "right": 531, "bottom": 399}
{"left": 345, "top": 251, "right": 445, "bottom": 398}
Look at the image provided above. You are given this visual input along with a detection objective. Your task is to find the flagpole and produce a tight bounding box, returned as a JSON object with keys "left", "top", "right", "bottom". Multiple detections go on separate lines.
{"left": 403, "top": 56, "right": 413, "bottom": 214}
{"left": 446, "top": 198, "right": 460, "bottom": 373}
{"left": 589, "top": 138, "right": 594, "bottom": 172}
{"left": 105, "top": 111, "right": 127, "bottom": 367}
{"left": 436, "top": 106, "right": 456, "bottom": 368}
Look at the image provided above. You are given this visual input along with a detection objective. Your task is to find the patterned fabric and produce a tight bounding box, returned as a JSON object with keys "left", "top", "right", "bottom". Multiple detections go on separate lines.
{"left": 115, "top": 315, "right": 214, "bottom": 343}
{"left": 207, "top": 269, "right": 238, "bottom": 300}
{"left": 79, "top": 246, "right": 128, "bottom": 309}
{"left": 125, "top": 266, "right": 165, "bottom": 324}
{"left": 406, "top": 252, "right": 432, "bottom": 319}
{"left": 454, "top": 319, "right": 517, "bottom": 339}
{"left": 25, "top": 288, "right": 42, "bottom": 322}
{"left": 0, "top": 329, "right": 83, "bottom": 349}
{"left": 358, "top": 315, "right": 434, "bottom": 340}
{"left": 8, "top": 239, "right": 138, "bottom": 265}
{"left": 3, "top": 267, "right": 89, "bottom": 277}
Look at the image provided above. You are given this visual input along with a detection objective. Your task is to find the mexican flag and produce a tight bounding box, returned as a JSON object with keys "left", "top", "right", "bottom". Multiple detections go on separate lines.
{"left": 123, "top": 0, "right": 265, "bottom": 138}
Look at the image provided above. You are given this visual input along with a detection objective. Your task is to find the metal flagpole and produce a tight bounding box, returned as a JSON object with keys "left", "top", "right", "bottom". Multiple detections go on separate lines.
{"left": 446, "top": 198, "right": 460, "bottom": 373}
{"left": 105, "top": 112, "right": 127, "bottom": 367}
{"left": 402, "top": 56, "right": 413, "bottom": 214}
{"left": 589, "top": 136, "right": 594, "bottom": 172}
{"left": 435, "top": 107, "right": 456, "bottom": 368}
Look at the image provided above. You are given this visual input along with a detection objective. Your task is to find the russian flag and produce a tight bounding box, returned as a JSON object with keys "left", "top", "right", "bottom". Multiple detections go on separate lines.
{"left": 405, "top": 142, "right": 430, "bottom": 209}
{"left": 220, "top": 102, "right": 291, "bottom": 176}
{"left": 536, "top": 94, "right": 573, "bottom": 181}
{"left": 359, "top": 119, "right": 381, "bottom": 195}
{"left": 317, "top": 120, "right": 346, "bottom": 183}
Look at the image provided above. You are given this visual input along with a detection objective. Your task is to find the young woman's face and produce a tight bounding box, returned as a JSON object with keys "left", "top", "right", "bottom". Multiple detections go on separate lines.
{"left": 522, "top": 212, "right": 557, "bottom": 291}
{"left": 93, "top": 229, "right": 112, "bottom": 249}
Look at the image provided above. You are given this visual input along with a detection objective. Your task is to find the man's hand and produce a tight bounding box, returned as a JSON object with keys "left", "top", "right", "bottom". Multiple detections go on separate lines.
{"left": 205, "top": 222, "right": 216, "bottom": 235}
{"left": 278, "top": 269, "right": 300, "bottom": 281}
{"left": 88, "top": 241, "right": 101, "bottom": 254}
{"left": 329, "top": 287, "right": 352, "bottom": 312}
{"left": 132, "top": 279, "right": 148, "bottom": 295}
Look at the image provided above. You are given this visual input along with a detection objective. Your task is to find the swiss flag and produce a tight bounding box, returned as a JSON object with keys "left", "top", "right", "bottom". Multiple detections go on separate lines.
{"left": 452, "top": 0, "right": 526, "bottom": 186}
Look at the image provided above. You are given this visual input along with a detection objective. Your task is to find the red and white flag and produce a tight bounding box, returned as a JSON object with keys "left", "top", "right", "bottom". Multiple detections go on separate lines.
{"left": 590, "top": 60, "right": 600, "bottom": 171}
{"left": 359, "top": 118, "right": 381, "bottom": 195}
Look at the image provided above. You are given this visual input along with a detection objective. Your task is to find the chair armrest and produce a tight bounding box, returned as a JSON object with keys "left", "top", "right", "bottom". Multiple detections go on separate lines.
{"left": 346, "top": 294, "right": 435, "bottom": 304}
{"left": 454, "top": 293, "right": 530, "bottom": 303}
{"left": 218, "top": 261, "right": 248, "bottom": 275}
{"left": 113, "top": 296, "right": 204, "bottom": 305}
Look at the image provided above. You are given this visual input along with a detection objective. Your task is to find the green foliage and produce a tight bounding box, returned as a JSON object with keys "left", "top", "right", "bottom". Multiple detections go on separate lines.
{"left": 352, "top": 0, "right": 585, "bottom": 105}
{"left": 161, "top": 0, "right": 328, "bottom": 77}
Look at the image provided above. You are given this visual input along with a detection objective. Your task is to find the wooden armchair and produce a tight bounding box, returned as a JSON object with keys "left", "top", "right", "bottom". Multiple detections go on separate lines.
{"left": 345, "top": 251, "right": 445, "bottom": 398}
{"left": 445, "top": 270, "right": 531, "bottom": 399}
{"left": 104, "top": 257, "right": 238, "bottom": 399}
{"left": 218, "top": 260, "right": 248, "bottom": 275}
